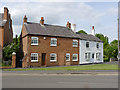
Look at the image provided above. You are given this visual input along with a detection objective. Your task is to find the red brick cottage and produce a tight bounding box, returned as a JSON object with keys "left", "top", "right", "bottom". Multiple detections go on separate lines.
{"left": 0, "top": 7, "right": 13, "bottom": 60}
{"left": 21, "top": 16, "right": 80, "bottom": 68}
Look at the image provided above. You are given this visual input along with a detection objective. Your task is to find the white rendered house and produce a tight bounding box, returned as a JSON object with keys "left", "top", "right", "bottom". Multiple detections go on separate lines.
{"left": 76, "top": 26, "right": 103, "bottom": 64}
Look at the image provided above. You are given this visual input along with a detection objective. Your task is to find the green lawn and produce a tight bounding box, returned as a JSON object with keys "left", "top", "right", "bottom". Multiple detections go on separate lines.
{"left": 2, "top": 64, "right": 118, "bottom": 71}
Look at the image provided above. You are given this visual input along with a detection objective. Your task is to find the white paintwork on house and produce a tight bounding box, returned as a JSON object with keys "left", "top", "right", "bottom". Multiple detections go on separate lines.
{"left": 79, "top": 40, "right": 103, "bottom": 64}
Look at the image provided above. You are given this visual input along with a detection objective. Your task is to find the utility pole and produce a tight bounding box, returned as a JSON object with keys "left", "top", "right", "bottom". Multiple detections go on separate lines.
{"left": 118, "top": 18, "right": 120, "bottom": 61}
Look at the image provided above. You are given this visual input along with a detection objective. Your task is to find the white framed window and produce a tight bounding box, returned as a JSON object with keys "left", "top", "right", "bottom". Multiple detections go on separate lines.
{"left": 96, "top": 53, "right": 101, "bottom": 60}
{"left": 73, "top": 40, "right": 78, "bottom": 47}
{"left": 31, "top": 53, "right": 38, "bottom": 62}
{"left": 96, "top": 43, "right": 99, "bottom": 48}
{"left": 66, "top": 53, "right": 70, "bottom": 61}
{"left": 50, "top": 53, "right": 57, "bottom": 62}
{"left": 31, "top": 37, "right": 38, "bottom": 45}
{"left": 72, "top": 54, "right": 78, "bottom": 61}
{"left": 85, "top": 53, "right": 90, "bottom": 60}
{"left": 51, "top": 38, "right": 57, "bottom": 46}
{"left": 86, "top": 42, "right": 89, "bottom": 48}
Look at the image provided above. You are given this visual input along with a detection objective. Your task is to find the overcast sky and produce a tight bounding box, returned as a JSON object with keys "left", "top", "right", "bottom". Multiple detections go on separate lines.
{"left": 0, "top": 1, "right": 118, "bottom": 42}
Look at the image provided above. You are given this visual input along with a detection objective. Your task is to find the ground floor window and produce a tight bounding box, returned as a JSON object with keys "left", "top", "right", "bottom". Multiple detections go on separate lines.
{"left": 85, "top": 53, "right": 90, "bottom": 60}
{"left": 96, "top": 53, "right": 101, "bottom": 60}
{"left": 66, "top": 53, "right": 70, "bottom": 61}
{"left": 31, "top": 53, "right": 38, "bottom": 62}
{"left": 72, "top": 54, "right": 78, "bottom": 61}
{"left": 50, "top": 53, "right": 57, "bottom": 62}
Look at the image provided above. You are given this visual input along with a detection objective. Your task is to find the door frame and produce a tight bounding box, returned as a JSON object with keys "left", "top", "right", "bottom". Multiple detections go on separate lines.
{"left": 41, "top": 53, "right": 46, "bottom": 66}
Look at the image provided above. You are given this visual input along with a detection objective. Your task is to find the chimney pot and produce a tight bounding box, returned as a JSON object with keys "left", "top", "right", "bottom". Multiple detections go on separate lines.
{"left": 40, "top": 17, "right": 44, "bottom": 25}
{"left": 4, "top": 7, "right": 9, "bottom": 20}
{"left": 66, "top": 21, "right": 71, "bottom": 29}
{"left": 23, "top": 15, "right": 27, "bottom": 23}
{"left": 91, "top": 26, "right": 95, "bottom": 36}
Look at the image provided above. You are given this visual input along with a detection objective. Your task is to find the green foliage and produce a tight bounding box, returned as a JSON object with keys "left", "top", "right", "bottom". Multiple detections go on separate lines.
{"left": 3, "top": 36, "right": 20, "bottom": 61}
{"left": 96, "top": 33, "right": 118, "bottom": 61}
{"left": 95, "top": 33, "right": 109, "bottom": 48}
{"left": 77, "top": 30, "right": 87, "bottom": 34}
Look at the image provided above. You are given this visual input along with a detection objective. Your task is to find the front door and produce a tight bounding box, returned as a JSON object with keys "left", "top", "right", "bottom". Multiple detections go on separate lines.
{"left": 42, "top": 53, "right": 46, "bottom": 66}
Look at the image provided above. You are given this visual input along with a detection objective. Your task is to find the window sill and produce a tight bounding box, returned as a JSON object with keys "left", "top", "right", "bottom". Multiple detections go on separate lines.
{"left": 72, "top": 60, "right": 78, "bottom": 62}
{"left": 31, "top": 60, "right": 38, "bottom": 62}
{"left": 66, "top": 60, "right": 70, "bottom": 62}
{"left": 50, "top": 45, "right": 57, "bottom": 47}
{"left": 73, "top": 45, "right": 78, "bottom": 47}
{"left": 50, "top": 60, "right": 57, "bottom": 62}
{"left": 31, "top": 44, "right": 38, "bottom": 46}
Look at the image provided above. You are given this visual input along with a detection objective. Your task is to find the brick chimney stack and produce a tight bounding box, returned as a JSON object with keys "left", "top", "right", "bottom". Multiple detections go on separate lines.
{"left": 23, "top": 15, "right": 27, "bottom": 23}
{"left": 40, "top": 17, "right": 44, "bottom": 25}
{"left": 92, "top": 26, "right": 94, "bottom": 30}
{"left": 4, "top": 7, "right": 9, "bottom": 21}
{"left": 66, "top": 21, "right": 71, "bottom": 29}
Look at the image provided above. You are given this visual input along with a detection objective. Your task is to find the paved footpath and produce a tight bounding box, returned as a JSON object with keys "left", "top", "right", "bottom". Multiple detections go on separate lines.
{"left": 2, "top": 70, "right": 118, "bottom": 75}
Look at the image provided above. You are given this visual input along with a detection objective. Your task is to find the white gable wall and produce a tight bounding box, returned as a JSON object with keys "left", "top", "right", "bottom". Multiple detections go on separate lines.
{"left": 79, "top": 40, "right": 103, "bottom": 64}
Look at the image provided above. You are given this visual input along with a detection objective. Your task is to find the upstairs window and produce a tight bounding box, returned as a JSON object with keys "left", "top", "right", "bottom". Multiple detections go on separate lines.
{"left": 66, "top": 53, "right": 70, "bottom": 61}
{"left": 97, "top": 43, "right": 99, "bottom": 48}
{"left": 31, "top": 53, "right": 38, "bottom": 62}
{"left": 73, "top": 40, "right": 78, "bottom": 47}
{"left": 50, "top": 53, "right": 57, "bottom": 62}
{"left": 96, "top": 53, "right": 101, "bottom": 60}
{"left": 31, "top": 37, "right": 38, "bottom": 45}
{"left": 51, "top": 38, "right": 57, "bottom": 46}
{"left": 86, "top": 42, "right": 89, "bottom": 48}
{"left": 85, "top": 53, "right": 90, "bottom": 60}
{"left": 72, "top": 54, "right": 78, "bottom": 61}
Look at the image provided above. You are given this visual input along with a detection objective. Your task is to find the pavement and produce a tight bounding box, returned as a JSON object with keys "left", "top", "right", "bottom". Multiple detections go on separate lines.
{"left": 2, "top": 70, "right": 118, "bottom": 75}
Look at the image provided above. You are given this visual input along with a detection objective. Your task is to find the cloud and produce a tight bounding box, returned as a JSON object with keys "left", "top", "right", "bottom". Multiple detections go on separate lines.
{"left": 1, "top": 2, "right": 117, "bottom": 42}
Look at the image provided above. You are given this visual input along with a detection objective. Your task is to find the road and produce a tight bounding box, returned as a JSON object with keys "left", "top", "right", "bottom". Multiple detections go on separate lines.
{"left": 2, "top": 71, "right": 118, "bottom": 88}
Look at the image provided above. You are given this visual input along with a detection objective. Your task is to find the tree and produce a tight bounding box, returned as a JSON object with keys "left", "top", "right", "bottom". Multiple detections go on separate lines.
{"left": 3, "top": 36, "right": 20, "bottom": 61}
{"left": 96, "top": 34, "right": 118, "bottom": 61}
{"left": 95, "top": 33, "right": 109, "bottom": 48}
{"left": 77, "top": 30, "right": 87, "bottom": 34}
{"left": 95, "top": 33, "right": 110, "bottom": 61}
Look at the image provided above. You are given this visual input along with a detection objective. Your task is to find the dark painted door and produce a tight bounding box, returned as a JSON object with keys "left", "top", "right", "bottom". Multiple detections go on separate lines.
{"left": 42, "top": 53, "right": 46, "bottom": 66}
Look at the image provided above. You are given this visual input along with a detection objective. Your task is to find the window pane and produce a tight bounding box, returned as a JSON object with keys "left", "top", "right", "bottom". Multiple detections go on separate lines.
{"left": 97, "top": 43, "right": 99, "bottom": 48}
{"left": 31, "top": 53, "right": 38, "bottom": 61}
{"left": 51, "top": 38, "right": 57, "bottom": 46}
{"left": 50, "top": 54, "right": 56, "bottom": 61}
{"left": 73, "top": 54, "right": 78, "bottom": 60}
{"left": 66, "top": 53, "right": 70, "bottom": 61}
{"left": 86, "top": 42, "right": 89, "bottom": 48}
{"left": 31, "top": 37, "right": 38, "bottom": 45}
{"left": 73, "top": 40, "right": 78, "bottom": 47}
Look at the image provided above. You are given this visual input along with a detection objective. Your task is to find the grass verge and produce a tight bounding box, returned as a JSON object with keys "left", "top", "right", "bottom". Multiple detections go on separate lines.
{"left": 2, "top": 64, "right": 118, "bottom": 71}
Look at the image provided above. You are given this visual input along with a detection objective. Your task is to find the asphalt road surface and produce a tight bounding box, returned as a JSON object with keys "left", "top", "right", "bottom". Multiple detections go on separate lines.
{"left": 2, "top": 71, "right": 118, "bottom": 88}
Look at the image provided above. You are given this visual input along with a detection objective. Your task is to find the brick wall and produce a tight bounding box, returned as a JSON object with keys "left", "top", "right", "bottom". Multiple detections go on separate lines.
{"left": 22, "top": 35, "right": 79, "bottom": 67}
{"left": 0, "top": 45, "right": 2, "bottom": 60}
{"left": 3, "top": 18, "right": 13, "bottom": 46}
